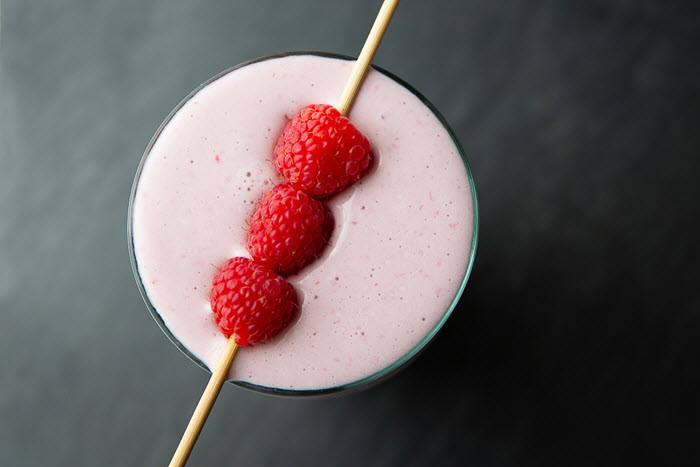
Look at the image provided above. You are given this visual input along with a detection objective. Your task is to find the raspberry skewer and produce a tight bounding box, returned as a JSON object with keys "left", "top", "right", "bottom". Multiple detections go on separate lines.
{"left": 169, "top": 1, "right": 400, "bottom": 466}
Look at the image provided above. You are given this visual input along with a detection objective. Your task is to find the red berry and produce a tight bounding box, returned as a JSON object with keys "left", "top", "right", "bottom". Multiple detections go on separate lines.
{"left": 248, "top": 183, "right": 334, "bottom": 276}
{"left": 273, "top": 104, "right": 373, "bottom": 198}
{"left": 210, "top": 257, "right": 298, "bottom": 346}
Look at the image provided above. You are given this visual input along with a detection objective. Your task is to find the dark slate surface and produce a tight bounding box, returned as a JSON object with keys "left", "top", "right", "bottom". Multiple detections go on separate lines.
{"left": 1, "top": 1, "right": 699, "bottom": 466}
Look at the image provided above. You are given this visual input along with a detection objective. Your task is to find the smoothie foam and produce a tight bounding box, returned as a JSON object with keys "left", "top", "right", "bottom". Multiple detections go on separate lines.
{"left": 131, "top": 54, "right": 475, "bottom": 391}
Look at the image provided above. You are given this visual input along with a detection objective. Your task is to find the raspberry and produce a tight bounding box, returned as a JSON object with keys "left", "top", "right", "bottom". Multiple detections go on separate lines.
{"left": 248, "top": 183, "right": 334, "bottom": 276}
{"left": 210, "top": 257, "right": 298, "bottom": 346}
{"left": 273, "top": 104, "right": 373, "bottom": 198}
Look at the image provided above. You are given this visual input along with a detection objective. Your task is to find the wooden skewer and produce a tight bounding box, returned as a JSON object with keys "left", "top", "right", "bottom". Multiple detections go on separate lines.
{"left": 337, "top": 0, "right": 401, "bottom": 116}
{"left": 168, "top": 1, "right": 400, "bottom": 465}
{"left": 169, "top": 337, "right": 239, "bottom": 467}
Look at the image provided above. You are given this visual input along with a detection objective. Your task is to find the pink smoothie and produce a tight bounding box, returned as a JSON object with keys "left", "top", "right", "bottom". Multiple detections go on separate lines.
{"left": 131, "top": 54, "right": 475, "bottom": 391}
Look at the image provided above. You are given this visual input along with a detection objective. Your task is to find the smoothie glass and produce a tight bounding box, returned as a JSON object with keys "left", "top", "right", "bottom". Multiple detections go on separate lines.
{"left": 128, "top": 52, "right": 479, "bottom": 397}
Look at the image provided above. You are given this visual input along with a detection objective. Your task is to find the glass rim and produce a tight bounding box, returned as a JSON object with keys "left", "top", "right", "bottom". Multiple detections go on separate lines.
{"left": 127, "top": 51, "right": 479, "bottom": 397}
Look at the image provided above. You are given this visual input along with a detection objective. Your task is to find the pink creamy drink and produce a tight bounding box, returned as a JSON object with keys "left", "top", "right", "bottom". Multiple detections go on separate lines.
{"left": 130, "top": 53, "right": 477, "bottom": 393}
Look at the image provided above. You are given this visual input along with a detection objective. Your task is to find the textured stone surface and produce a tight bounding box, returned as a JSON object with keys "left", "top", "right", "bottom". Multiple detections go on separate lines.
{"left": 1, "top": 1, "right": 698, "bottom": 466}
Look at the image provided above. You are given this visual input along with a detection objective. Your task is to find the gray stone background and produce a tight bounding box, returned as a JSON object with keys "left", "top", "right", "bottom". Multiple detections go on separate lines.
{"left": 1, "top": 1, "right": 699, "bottom": 466}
